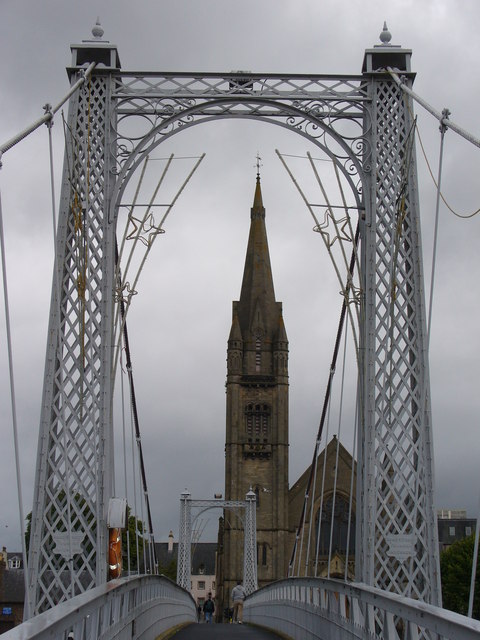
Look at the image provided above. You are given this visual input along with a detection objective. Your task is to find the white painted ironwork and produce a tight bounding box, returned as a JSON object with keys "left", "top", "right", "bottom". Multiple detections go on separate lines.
{"left": 176, "top": 492, "right": 257, "bottom": 594}
{"left": 27, "top": 41, "right": 120, "bottom": 615}
{"left": 244, "top": 577, "right": 480, "bottom": 640}
{"left": 177, "top": 491, "right": 192, "bottom": 591}
{"left": 26, "top": 26, "right": 440, "bottom": 615}
{"left": 357, "top": 50, "right": 440, "bottom": 605}
{"left": 2, "top": 575, "right": 196, "bottom": 640}
{"left": 243, "top": 490, "right": 258, "bottom": 595}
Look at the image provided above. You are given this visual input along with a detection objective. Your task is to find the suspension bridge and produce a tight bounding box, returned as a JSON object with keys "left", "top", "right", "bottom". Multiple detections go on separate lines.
{"left": 1, "top": 19, "right": 480, "bottom": 640}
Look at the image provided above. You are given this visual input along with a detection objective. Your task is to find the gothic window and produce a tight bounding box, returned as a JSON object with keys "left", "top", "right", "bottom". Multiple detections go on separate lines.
{"left": 315, "top": 495, "right": 355, "bottom": 557}
{"left": 245, "top": 403, "right": 270, "bottom": 438}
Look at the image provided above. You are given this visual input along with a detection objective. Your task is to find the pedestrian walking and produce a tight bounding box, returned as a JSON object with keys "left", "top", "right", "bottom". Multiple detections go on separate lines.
{"left": 231, "top": 581, "right": 246, "bottom": 624}
{"left": 203, "top": 593, "right": 215, "bottom": 623}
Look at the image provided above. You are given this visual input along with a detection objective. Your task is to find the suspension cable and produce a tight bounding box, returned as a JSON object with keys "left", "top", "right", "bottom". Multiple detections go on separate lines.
{"left": 326, "top": 321, "right": 349, "bottom": 579}
{"left": 116, "top": 242, "right": 157, "bottom": 573}
{"left": 0, "top": 62, "right": 96, "bottom": 155}
{"left": 409, "top": 109, "right": 447, "bottom": 599}
{"left": 0, "top": 166, "right": 30, "bottom": 619}
{"left": 414, "top": 119, "right": 480, "bottom": 219}
{"left": 288, "top": 224, "right": 360, "bottom": 575}
{"left": 344, "top": 382, "right": 358, "bottom": 581}
{"left": 387, "top": 67, "right": 480, "bottom": 149}
{"left": 119, "top": 347, "right": 132, "bottom": 575}
{"left": 313, "top": 399, "right": 332, "bottom": 576}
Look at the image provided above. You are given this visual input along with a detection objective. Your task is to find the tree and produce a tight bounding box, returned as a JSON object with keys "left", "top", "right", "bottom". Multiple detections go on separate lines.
{"left": 25, "top": 511, "right": 32, "bottom": 556}
{"left": 441, "top": 534, "right": 480, "bottom": 618}
{"left": 158, "top": 558, "right": 177, "bottom": 581}
{"left": 122, "top": 508, "right": 146, "bottom": 572}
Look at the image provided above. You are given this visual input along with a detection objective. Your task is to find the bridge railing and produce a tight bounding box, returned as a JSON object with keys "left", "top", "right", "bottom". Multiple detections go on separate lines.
{"left": 3, "top": 575, "right": 196, "bottom": 640}
{"left": 244, "top": 577, "right": 480, "bottom": 640}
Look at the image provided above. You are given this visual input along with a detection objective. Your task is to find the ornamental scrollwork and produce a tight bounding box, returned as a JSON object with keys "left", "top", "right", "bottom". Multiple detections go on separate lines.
{"left": 109, "top": 73, "right": 371, "bottom": 196}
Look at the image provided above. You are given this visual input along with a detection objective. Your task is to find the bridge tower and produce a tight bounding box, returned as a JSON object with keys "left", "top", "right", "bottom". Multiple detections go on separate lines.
{"left": 220, "top": 172, "right": 290, "bottom": 608}
{"left": 27, "top": 31, "right": 121, "bottom": 615}
{"left": 26, "top": 24, "right": 440, "bottom": 614}
{"left": 357, "top": 33, "right": 440, "bottom": 604}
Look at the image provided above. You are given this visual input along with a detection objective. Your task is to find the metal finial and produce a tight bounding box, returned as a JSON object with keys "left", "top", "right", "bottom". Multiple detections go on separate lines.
{"left": 92, "top": 17, "right": 104, "bottom": 40}
{"left": 255, "top": 153, "right": 263, "bottom": 178}
{"left": 379, "top": 21, "right": 392, "bottom": 46}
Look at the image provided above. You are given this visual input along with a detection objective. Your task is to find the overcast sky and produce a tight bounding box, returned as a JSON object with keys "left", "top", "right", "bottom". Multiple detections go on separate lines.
{"left": 1, "top": 0, "right": 480, "bottom": 553}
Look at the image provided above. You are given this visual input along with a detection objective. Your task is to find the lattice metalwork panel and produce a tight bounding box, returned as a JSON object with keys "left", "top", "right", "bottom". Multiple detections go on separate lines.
{"left": 243, "top": 491, "right": 258, "bottom": 595}
{"left": 358, "top": 77, "right": 440, "bottom": 605}
{"left": 116, "top": 71, "right": 368, "bottom": 99}
{"left": 27, "top": 74, "right": 115, "bottom": 615}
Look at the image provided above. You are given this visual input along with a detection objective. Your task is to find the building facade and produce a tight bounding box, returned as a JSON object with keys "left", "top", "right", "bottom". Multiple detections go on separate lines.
{"left": 0, "top": 548, "right": 24, "bottom": 632}
{"left": 155, "top": 534, "right": 217, "bottom": 608}
{"left": 437, "top": 512, "right": 477, "bottom": 552}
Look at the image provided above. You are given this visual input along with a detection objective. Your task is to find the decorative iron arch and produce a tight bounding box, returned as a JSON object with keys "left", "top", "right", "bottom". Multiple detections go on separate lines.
{"left": 110, "top": 95, "right": 370, "bottom": 221}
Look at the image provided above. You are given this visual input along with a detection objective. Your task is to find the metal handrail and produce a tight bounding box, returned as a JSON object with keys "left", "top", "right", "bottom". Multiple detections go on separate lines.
{"left": 245, "top": 577, "right": 480, "bottom": 640}
{"left": 2, "top": 575, "right": 196, "bottom": 640}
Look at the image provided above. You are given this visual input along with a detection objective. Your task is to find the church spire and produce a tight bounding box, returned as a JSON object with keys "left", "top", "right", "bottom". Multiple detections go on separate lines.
{"left": 237, "top": 169, "right": 277, "bottom": 335}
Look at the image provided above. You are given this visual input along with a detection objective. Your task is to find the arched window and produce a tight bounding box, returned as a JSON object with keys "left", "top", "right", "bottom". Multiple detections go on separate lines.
{"left": 315, "top": 495, "right": 355, "bottom": 557}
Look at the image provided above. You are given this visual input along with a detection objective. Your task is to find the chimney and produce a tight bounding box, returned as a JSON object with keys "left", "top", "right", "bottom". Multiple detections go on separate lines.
{"left": 168, "top": 531, "right": 174, "bottom": 553}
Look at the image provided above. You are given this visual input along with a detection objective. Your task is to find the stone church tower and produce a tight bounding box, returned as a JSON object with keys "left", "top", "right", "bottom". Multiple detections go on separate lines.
{"left": 219, "top": 172, "right": 290, "bottom": 609}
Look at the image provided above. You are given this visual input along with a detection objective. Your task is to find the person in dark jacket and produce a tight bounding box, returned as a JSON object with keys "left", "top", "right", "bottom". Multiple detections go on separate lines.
{"left": 203, "top": 593, "right": 215, "bottom": 623}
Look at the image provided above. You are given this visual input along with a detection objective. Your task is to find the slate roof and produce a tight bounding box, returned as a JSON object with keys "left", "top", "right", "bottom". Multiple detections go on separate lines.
{"left": 155, "top": 542, "right": 217, "bottom": 575}
{"left": 0, "top": 569, "right": 25, "bottom": 603}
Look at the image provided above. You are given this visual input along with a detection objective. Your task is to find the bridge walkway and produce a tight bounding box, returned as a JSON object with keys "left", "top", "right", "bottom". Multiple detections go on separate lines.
{"left": 171, "top": 622, "right": 283, "bottom": 638}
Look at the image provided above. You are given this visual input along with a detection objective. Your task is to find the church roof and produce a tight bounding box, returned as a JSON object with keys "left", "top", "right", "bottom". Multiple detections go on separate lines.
{"left": 289, "top": 436, "right": 357, "bottom": 530}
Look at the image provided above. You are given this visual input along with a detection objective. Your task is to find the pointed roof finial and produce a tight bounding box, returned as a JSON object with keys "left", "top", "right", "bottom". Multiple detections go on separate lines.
{"left": 252, "top": 155, "right": 264, "bottom": 212}
{"left": 255, "top": 153, "right": 263, "bottom": 179}
{"left": 92, "top": 17, "right": 104, "bottom": 40}
{"left": 379, "top": 21, "right": 392, "bottom": 46}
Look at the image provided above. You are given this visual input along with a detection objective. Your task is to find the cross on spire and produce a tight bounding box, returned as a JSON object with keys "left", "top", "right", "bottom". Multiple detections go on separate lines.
{"left": 255, "top": 153, "right": 263, "bottom": 178}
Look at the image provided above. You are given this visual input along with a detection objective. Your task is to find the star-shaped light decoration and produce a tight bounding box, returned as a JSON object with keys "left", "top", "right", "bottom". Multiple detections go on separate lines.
{"left": 126, "top": 211, "right": 165, "bottom": 247}
{"left": 313, "top": 209, "right": 353, "bottom": 247}
{"left": 114, "top": 281, "right": 138, "bottom": 305}
{"left": 340, "top": 275, "right": 362, "bottom": 306}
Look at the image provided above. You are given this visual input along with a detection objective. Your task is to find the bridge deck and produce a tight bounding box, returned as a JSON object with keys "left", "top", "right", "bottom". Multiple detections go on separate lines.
{"left": 171, "top": 622, "right": 282, "bottom": 638}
